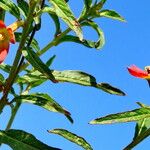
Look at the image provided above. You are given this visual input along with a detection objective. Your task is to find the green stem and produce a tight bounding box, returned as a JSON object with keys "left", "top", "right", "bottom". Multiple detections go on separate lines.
{"left": 123, "top": 128, "right": 150, "bottom": 150}
{"left": 37, "top": 28, "right": 71, "bottom": 56}
{"left": 0, "top": 1, "right": 38, "bottom": 114}
{"left": 5, "top": 102, "right": 21, "bottom": 131}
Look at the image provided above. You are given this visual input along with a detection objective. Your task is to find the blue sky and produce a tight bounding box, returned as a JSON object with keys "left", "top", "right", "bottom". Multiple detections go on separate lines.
{"left": 1, "top": 0, "right": 150, "bottom": 150}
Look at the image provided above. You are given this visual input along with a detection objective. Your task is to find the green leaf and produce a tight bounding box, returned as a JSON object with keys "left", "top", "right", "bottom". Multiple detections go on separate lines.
{"left": 0, "top": 129, "right": 61, "bottom": 150}
{"left": 22, "top": 48, "right": 57, "bottom": 83}
{"left": 134, "top": 118, "right": 150, "bottom": 140}
{"left": 15, "top": 32, "right": 40, "bottom": 51}
{"left": 90, "top": 107, "right": 150, "bottom": 124}
{"left": 48, "top": 129, "right": 93, "bottom": 150}
{"left": 93, "top": 0, "right": 107, "bottom": 10}
{"left": 81, "top": 21, "right": 105, "bottom": 49}
{"left": 123, "top": 128, "right": 150, "bottom": 150}
{"left": 17, "top": 70, "right": 125, "bottom": 96}
{"left": 0, "top": 0, "right": 20, "bottom": 19}
{"left": 57, "top": 21, "right": 105, "bottom": 49}
{"left": 48, "top": 0, "right": 83, "bottom": 40}
{"left": 40, "top": 6, "right": 61, "bottom": 36}
{"left": 46, "top": 55, "right": 56, "bottom": 67}
{"left": 14, "top": 93, "right": 73, "bottom": 123}
{"left": 0, "top": 63, "right": 12, "bottom": 73}
{"left": 133, "top": 102, "right": 150, "bottom": 140}
{"left": 17, "top": 0, "right": 29, "bottom": 18}
{"left": 99, "top": 9, "right": 125, "bottom": 22}
{"left": 82, "top": 21, "right": 105, "bottom": 49}
{"left": 84, "top": 0, "right": 92, "bottom": 9}
{"left": 52, "top": 70, "right": 125, "bottom": 95}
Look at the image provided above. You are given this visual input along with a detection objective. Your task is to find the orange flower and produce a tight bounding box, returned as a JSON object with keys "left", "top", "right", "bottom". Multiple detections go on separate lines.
{"left": 127, "top": 65, "right": 150, "bottom": 79}
{"left": 0, "top": 20, "right": 16, "bottom": 64}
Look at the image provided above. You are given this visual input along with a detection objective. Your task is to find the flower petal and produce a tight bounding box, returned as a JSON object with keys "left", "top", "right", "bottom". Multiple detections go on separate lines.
{"left": 0, "top": 47, "right": 9, "bottom": 64}
{"left": 7, "top": 28, "right": 15, "bottom": 44}
{"left": 127, "top": 65, "right": 148, "bottom": 78}
{"left": 0, "top": 20, "right": 6, "bottom": 28}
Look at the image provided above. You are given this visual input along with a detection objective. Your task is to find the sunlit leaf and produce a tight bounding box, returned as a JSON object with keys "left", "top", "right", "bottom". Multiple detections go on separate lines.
{"left": 48, "top": 0, "right": 83, "bottom": 40}
{"left": 90, "top": 107, "right": 150, "bottom": 124}
{"left": 22, "top": 48, "right": 57, "bottom": 83}
{"left": 48, "top": 129, "right": 93, "bottom": 150}
{"left": 99, "top": 9, "right": 125, "bottom": 22}
{"left": 0, "top": 0, "right": 20, "bottom": 19}
{"left": 134, "top": 118, "right": 150, "bottom": 140}
{"left": 0, "top": 129, "right": 61, "bottom": 150}
{"left": 17, "top": 70, "right": 125, "bottom": 96}
{"left": 14, "top": 93, "right": 73, "bottom": 123}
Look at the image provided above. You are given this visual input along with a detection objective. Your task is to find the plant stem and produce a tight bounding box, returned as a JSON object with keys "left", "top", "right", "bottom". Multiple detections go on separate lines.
{"left": 37, "top": 28, "right": 71, "bottom": 56}
{"left": 0, "top": 1, "right": 38, "bottom": 114}
{"left": 5, "top": 102, "right": 21, "bottom": 130}
{"left": 123, "top": 128, "right": 150, "bottom": 150}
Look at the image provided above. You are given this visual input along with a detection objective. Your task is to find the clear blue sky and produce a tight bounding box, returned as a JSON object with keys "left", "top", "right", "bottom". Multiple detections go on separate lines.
{"left": 1, "top": 0, "right": 150, "bottom": 150}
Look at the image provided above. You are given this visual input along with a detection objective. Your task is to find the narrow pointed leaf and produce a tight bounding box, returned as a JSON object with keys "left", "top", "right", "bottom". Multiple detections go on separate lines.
{"left": 134, "top": 118, "right": 150, "bottom": 140}
{"left": 48, "top": 129, "right": 93, "bottom": 150}
{"left": 123, "top": 128, "right": 150, "bottom": 150}
{"left": 17, "top": 0, "right": 29, "bottom": 18}
{"left": 46, "top": 55, "right": 56, "bottom": 67}
{"left": 0, "top": 0, "right": 20, "bottom": 19}
{"left": 17, "top": 70, "right": 125, "bottom": 96}
{"left": 22, "top": 48, "right": 57, "bottom": 83}
{"left": 99, "top": 9, "right": 125, "bottom": 22}
{"left": 52, "top": 70, "right": 125, "bottom": 95}
{"left": 90, "top": 107, "right": 150, "bottom": 125}
{"left": 0, "top": 129, "right": 61, "bottom": 150}
{"left": 13, "top": 93, "right": 73, "bottom": 123}
{"left": 48, "top": 0, "right": 83, "bottom": 40}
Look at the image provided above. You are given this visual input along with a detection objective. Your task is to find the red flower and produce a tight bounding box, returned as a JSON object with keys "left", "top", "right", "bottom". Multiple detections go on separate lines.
{"left": 127, "top": 65, "right": 150, "bottom": 79}
{"left": 0, "top": 20, "right": 15, "bottom": 64}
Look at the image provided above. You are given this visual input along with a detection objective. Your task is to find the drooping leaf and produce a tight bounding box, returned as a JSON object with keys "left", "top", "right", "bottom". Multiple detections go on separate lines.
{"left": 0, "top": 0, "right": 20, "bottom": 19}
{"left": 99, "top": 9, "right": 125, "bottom": 22}
{"left": 17, "top": 0, "right": 29, "bottom": 18}
{"left": 22, "top": 48, "right": 57, "bottom": 83}
{"left": 40, "top": 6, "right": 61, "bottom": 36}
{"left": 52, "top": 70, "right": 125, "bottom": 95}
{"left": 15, "top": 32, "right": 40, "bottom": 51}
{"left": 17, "top": 70, "right": 125, "bottom": 96}
{"left": 90, "top": 107, "right": 150, "bottom": 124}
{"left": 14, "top": 93, "right": 73, "bottom": 123}
{"left": 57, "top": 21, "right": 105, "bottom": 49}
{"left": 48, "top": 0, "right": 83, "bottom": 40}
{"left": 0, "top": 129, "right": 61, "bottom": 150}
{"left": 48, "top": 129, "right": 93, "bottom": 150}
{"left": 82, "top": 21, "right": 105, "bottom": 49}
